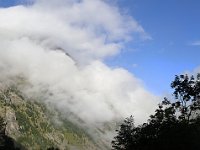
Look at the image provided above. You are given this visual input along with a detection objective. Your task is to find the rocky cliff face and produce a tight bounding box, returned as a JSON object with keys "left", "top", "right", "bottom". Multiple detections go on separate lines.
{"left": 0, "top": 86, "right": 100, "bottom": 150}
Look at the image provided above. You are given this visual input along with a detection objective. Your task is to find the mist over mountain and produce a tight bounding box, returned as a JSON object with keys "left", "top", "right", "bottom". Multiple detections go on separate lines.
{"left": 0, "top": 0, "right": 158, "bottom": 148}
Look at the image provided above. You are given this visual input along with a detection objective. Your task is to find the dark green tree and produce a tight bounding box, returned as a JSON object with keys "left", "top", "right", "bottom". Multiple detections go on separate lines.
{"left": 112, "top": 74, "right": 200, "bottom": 150}
{"left": 171, "top": 74, "right": 200, "bottom": 122}
{"left": 112, "top": 116, "right": 134, "bottom": 150}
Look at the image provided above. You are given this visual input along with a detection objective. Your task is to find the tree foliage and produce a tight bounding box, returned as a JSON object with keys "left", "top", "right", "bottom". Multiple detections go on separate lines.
{"left": 112, "top": 74, "right": 200, "bottom": 150}
{"left": 112, "top": 116, "right": 134, "bottom": 150}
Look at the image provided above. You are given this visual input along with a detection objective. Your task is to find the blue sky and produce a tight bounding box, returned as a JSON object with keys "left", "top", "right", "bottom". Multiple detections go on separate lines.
{"left": 1, "top": 0, "right": 200, "bottom": 95}
{"left": 107, "top": 0, "right": 200, "bottom": 95}
{"left": 0, "top": 0, "right": 33, "bottom": 7}
{"left": 0, "top": 0, "right": 23, "bottom": 7}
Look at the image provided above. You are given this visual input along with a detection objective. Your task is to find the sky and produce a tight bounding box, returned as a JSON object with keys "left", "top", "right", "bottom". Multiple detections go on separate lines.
{"left": 1, "top": 0, "right": 200, "bottom": 95}
{"left": 107, "top": 0, "right": 200, "bottom": 95}
{"left": 1, "top": 0, "right": 199, "bottom": 144}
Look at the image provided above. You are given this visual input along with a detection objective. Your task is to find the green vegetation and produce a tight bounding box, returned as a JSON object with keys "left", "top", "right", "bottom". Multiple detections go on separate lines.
{"left": 0, "top": 86, "right": 97, "bottom": 150}
{"left": 112, "top": 74, "right": 200, "bottom": 150}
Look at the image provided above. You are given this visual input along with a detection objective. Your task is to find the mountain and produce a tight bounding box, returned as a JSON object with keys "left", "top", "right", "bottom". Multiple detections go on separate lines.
{"left": 0, "top": 85, "right": 109, "bottom": 150}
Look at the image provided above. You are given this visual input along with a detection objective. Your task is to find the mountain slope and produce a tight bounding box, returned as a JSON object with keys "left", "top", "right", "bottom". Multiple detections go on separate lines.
{"left": 0, "top": 86, "right": 100, "bottom": 150}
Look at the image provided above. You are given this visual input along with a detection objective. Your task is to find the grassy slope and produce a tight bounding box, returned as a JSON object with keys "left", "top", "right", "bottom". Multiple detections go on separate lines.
{"left": 0, "top": 87, "right": 98, "bottom": 150}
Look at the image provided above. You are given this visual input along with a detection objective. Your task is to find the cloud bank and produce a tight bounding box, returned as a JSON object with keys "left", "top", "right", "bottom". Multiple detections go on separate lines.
{"left": 0, "top": 0, "right": 157, "bottom": 140}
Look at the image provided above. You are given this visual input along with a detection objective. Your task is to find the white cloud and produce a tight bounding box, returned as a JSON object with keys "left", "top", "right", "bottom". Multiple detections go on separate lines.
{"left": 0, "top": 0, "right": 157, "bottom": 144}
{"left": 0, "top": 37, "right": 157, "bottom": 124}
{"left": 0, "top": 0, "right": 150, "bottom": 63}
{"left": 190, "top": 40, "right": 200, "bottom": 46}
{"left": 132, "top": 63, "right": 138, "bottom": 68}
